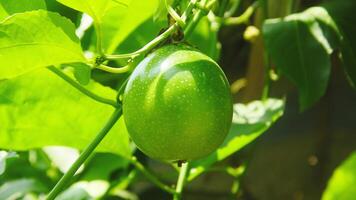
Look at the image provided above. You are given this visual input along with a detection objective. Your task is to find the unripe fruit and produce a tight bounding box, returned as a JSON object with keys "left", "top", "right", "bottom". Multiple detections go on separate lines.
{"left": 123, "top": 44, "right": 233, "bottom": 161}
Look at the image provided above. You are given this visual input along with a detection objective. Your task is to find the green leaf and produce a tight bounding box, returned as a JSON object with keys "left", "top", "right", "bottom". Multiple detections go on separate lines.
{"left": 56, "top": 0, "right": 129, "bottom": 24}
{"left": 263, "top": 11, "right": 332, "bottom": 111}
{"left": 0, "top": 151, "right": 17, "bottom": 175}
{"left": 0, "top": 68, "right": 131, "bottom": 158}
{"left": 67, "top": 63, "right": 92, "bottom": 85}
{"left": 322, "top": 152, "right": 356, "bottom": 200}
{"left": 0, "top": 0, "right": 46, "bottom": 20}
{"left": 0, "top": 179, "right": 47, "bottom": 199}
{"left": 188, "top": 99, "right": 284, "bottom": 180}
{"left": 0, "top": 10, "right": 85, "bottom": 79}
{"left": 322, "top": 0, "right": 356, "bottom": 88}
{"left": 57, "top": 186, "right": 91, "bottom": 200}
{"left": 101, "top": 0, "right": 160, "bottom": 53}
{"left": 60, "top": 180, "right": 109, "bottom": 199}
{"left": 80, "top": 153, "right": 129, "bottom": 181}
{"left": 188, "top": 17, "right": 220, "bottom": 61}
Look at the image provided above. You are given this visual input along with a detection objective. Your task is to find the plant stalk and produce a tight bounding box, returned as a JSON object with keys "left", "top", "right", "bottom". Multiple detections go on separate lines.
{"left": 48, "top": 66, "right": 118, "bottom": 108}
{"left": 173, "top": 162, "right": 189, "bottom": 200}
{"left": 46, "top": 108, "right": 122, "bottom": 200}
{"left": 130, "top": 157, "right": 176, "bottom": 194}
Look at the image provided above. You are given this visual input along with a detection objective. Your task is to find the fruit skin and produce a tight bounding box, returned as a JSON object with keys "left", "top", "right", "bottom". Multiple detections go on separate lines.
{"left": 123, "top": 44, "right": 233, "bottom": 161}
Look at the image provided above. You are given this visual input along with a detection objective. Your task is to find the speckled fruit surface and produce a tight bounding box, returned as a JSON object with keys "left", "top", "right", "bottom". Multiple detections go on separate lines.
{"left": 123, "top": 44, "right": 233, "bottom": 161}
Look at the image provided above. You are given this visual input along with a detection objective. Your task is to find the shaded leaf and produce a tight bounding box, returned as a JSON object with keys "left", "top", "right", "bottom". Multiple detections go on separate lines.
{"left": 0, "top": 10, "right": 85, "bottom": 79}
{"left": 0, "top": 68, "right": 131, "bottom": 158}
{"left": 188, "top": 99, "right": 284, "bottom": 180}
{"left": 263, "top": 11, "right": 332, "bottom": 111}
{"left": 322, "top": 0, "right": 356, "bottom": 88}
{"left": 0, "top": 151, "right": 17, "bottom": 175}
{"left": 322, "top": 152, "right": 356, "bottom": 200}
{"left": 68, "top": 63, "right": 92, "bottom": 85}
{"left": 81, "top": 153, "right": 129, "bottom": 181}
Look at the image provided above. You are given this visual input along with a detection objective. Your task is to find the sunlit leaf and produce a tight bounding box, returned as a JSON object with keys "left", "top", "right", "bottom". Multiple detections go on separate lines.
{"left": 0, "top": 68, "right": 131, "bottom": 158}
{"left": 322, "top": 152, "right": 356, "bottom": 200}
{"left": 57, "top": 185, "right": 91, "bottom": 200}
{"left": 59, "top": 180, "right": 109, "bottom": 199}
{"left": 0, "top": 10, "right": 85, "bottom": 79}
{"left": 102, "top": 0, "right": 160, "bottom": 53}
{"left": 0, "top": 0, "right": 46, "bottom": 20}
{"left": 56, "top": 0, "right": 129, "bottom": 24}
{"left": 188, "top": 99, "right": 284, "bottom": 180}
{"left": 0, "top": 179, "right": 47, "bottom": 199}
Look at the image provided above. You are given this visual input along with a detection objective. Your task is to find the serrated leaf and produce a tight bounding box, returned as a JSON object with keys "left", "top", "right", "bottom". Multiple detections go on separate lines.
{"left": 263, "top": 13, "right": 332, "bottom": 111}
{"left": 56, "top": 0, "right": 129, "bottom": 24}
{"left": 322, "top": 152, "right": 356, "bottom": 200}
{"left": 0, "top": 0, "right": 46, "bottom": 20}
{"left": 0, "top": 68, "right": 131, "bottom": 158}
{"left": 0, "top": 10, "right": 85, "bottom": 79}
{"left": 188, "top": 99, "right": 284, "bottom": 181}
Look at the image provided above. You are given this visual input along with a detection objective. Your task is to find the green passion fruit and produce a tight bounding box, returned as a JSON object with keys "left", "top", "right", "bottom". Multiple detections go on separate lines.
{"left": 123, "top": 44, "right": 233, "bottom": 161}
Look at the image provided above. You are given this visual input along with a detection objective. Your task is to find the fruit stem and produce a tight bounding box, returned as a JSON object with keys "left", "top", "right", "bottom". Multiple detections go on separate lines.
{"left": 95, "top": 64, "right": 130, "bottom": 74}
{"left": 46, "top": 108, "right": 122, "bottom": 200}
{"left": 130, "top": 156, "right": 177, "bottom": 194}
{"left": 173, "top": 162, "right": 190, "bottom": 200}
{"left": 48, "top": 66, "right": 118, "bottom": 108}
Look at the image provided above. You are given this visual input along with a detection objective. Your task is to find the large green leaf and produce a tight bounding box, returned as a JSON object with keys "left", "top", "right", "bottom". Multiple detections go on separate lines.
{"left": 263, "top": 11, "right": 333, "bottom": 111}
{"left": 0, "top": 0, "right": 46, "bottom": 20}
{"left": 56, "top": 0, "right": 129, "bottom": 24}
{"left": 102, "top": 0, "right": 159, "bottom": 53}
{"left": 188, "top": 99, "right": 284, "bottom": 180}
{"left": 322, "top": 0, "right": 356, "bottom": 88}
{"left": 0, "top": 10, "right": 85, "bottom": 79}
{"left": 322, "top": 152, "right": 356, "bottom": 200}
{"left": 0, "top": 68, "right": 131, "bottom": 158}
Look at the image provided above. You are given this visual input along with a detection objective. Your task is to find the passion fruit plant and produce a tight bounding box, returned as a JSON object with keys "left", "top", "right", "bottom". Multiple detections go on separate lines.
{"left": 0, "top": 0, "right": 355, "bottom": 199}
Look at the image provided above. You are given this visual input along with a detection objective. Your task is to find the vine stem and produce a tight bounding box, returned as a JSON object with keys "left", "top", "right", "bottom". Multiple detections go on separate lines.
{"left": 46, "top": 108, "right": 122, "bottom": 200}
{"left": 105, "top": 25, "right": 177, "bottom": 60}
{"left": 130, "top": 157, "right": 177, "bottom": 194}
{"left": 48, "top": 66, "right": 118, "bottom": 108}
{"left": 184, "top": 0, "right": 208, "bottom": 38}
{"left": 94, "top": 22, "right": 103, "bottom": 55}
{"left": 95, "top": 64, "right": 130, "bottom": 74}
{"left": 173, "top": 162, "right": 189, "bottom": 200}
{"left": 105, "top": 0, "right": 209, "bottom": 61}
{"left": 223, "top": 1, "right": 259, "bottom": 25}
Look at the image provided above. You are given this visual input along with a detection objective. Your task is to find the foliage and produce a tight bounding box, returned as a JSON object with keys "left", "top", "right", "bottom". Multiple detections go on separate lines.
{"left": 322, "top": 152, "right": 356, "bottom": 200}
{"left": 0, "top": 0, "right": 355, "bottom": 199}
